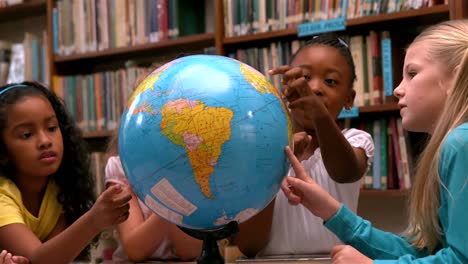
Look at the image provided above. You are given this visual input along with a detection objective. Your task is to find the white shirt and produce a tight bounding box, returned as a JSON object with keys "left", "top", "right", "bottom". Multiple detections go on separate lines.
{"left": 105, "top": 156, "right": 176, "bottom": 261}
{"left": 259, "top": 128, "right": 375, "bottom": 256}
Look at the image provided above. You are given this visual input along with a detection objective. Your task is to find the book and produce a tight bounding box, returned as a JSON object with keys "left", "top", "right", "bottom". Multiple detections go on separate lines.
{"left": 0, "top": 40, "right": 11, "bottom": 85}
{"left": 6, "top": 43, "right": 25, "bottom": 84}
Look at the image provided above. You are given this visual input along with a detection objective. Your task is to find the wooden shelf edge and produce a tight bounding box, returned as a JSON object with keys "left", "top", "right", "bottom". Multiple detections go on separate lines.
{"left": 82, "top": 130, "right": 114, "bottom": 139}
{"left": 223, "top": 28, "right": 297, "bottom": 45}
{"left": 222, "top": 5, "right": 449, "bottom": 45}
{"left": 54, "top": 32, "right": 216, "bottom": 63}
{"left": 360, "top": 189, "right": 410, "bottom": 198}
{"left": 347, "top": 4, "right": 449, "bottom": 26}
{"left": 359, "top": 103, "right": 400, "bottom": 114}
{"left": 0, "top": 0, "right": 46, "bottom": 22}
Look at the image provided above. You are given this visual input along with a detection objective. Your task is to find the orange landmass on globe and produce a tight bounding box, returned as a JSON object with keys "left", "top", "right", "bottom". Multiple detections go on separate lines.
{"left": 160, "top": 98, "right": 233, "bottom": 199}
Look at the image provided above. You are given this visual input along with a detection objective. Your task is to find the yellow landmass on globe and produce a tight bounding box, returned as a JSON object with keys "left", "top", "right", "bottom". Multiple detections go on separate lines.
{"left": 240, "top": 63, "right": 280, "bottom": 97}
{"left": 127, "top": 64, "right": 170, "bottom": 109}
{"left": 160, "top": 99, "right": 233, "bottom": 199}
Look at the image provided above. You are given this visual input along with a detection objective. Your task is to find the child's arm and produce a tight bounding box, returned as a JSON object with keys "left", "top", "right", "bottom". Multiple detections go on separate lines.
{"left": 107, "top": 182, "right": 188, "bottom": 262}
{"left": 308, "top": 111, "right": 368, "bottom": 183}
{"left": 167, "top": 224, "right": 203, "bottom": 260}
{"left": 283, "top": 147, "right": 429, "bottom": 261}
{"left": 271, "top": 66, "right": 368, "bottom": 183}
{"left": 0, "top": 185, "right": 131, "bottom": 264}
{"left": 231, "top": 200, "right": 275, "bottom": 257}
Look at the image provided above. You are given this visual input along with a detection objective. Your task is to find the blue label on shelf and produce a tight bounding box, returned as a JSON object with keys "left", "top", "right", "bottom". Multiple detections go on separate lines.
{"left": 381, "top": 38, "right": 393, "bottom": 97}
{"left": 338, "top": 106, "right": 359, "bottom": 119}
{"left": 297, "top": 17, "right": 346, "bottom": 37}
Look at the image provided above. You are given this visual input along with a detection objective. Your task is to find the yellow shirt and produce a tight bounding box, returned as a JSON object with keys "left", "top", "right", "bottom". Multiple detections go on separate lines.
{"left": 0, "top": 176, "right": 63, "bottom": 241}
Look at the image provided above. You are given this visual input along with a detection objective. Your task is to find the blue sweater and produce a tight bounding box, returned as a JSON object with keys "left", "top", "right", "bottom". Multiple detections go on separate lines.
{"left": 325, "top": 123, "right": 468, "bottom": 263}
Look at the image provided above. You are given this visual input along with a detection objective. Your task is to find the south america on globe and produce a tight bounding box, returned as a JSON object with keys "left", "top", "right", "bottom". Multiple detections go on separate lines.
{"left": 119, "top": 54, "right": 293, "bottom": 230}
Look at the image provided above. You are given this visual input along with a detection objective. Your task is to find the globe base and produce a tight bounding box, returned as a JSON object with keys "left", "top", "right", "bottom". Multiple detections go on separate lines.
{"left": 179, "top": 221, "right": 240, "bottom": 264}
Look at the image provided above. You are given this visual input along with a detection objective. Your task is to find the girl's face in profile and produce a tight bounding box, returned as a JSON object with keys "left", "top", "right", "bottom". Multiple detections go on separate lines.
{"left": 393, "top": 41, "right": 454, "bottom": 134}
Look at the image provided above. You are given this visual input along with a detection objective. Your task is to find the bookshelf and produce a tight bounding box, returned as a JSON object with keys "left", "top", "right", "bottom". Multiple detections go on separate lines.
{"left": 83, "top": 130, "right": 113, "bottom": 139}
{"left": 53, "top": 33, "right": 215, "bottom": 63}
{"left": 360, "top": 189, "right": 409, "bottom": 199}
{"left": 222, "top": 4, "right": 450, "bottom": 46}
{"left": 0, "top": 0, "right": 46, "bottom": 23}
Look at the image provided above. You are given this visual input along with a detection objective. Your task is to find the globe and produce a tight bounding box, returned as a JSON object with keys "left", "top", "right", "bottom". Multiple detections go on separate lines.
{"left": 119, "top": 54, "right": 292, "bottom": 230}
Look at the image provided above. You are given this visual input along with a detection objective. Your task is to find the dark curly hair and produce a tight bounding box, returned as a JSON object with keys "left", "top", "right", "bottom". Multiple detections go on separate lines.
{"left": 291, "top": 33, "right": 357, "bottom": 89}
{"left": 0, "top": 82, "right": 95, "bottom": 242}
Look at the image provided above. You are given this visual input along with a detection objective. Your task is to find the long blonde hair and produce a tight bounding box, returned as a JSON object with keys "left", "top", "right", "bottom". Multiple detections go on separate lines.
{"left": 407, "top": 19, "right": 468, "bottom": 252}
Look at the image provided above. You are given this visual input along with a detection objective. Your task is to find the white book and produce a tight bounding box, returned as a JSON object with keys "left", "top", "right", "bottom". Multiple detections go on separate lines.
{"left": 7, "top": 44, "right": 25, "bottom": 84}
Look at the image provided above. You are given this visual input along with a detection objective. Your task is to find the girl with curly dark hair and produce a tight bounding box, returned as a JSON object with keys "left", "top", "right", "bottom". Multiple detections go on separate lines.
{"left": 0, "top": 82, "right": 131, "bottom": 264}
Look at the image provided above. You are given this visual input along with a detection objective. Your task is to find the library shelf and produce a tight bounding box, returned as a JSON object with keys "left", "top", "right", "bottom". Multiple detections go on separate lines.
{"left": 346, "top": 4, "right": 449, "bottom": 26}
{"left": 359, "top": 103, "right": 400, "bottom": 114}
{"left": 360, "top": 189, "right": 409, "bottom": 199}
{"left": 223, "top": 28, "right": 297, "bottom": 45}
{"left": 0, "top": 0, "right": 46, "bottom": 23}
{"left": 222, "top": 5, "right": 449, "bottom": 46}
{"left": 54, "top": 32, "right": 216, "bottom": 63}
{"left": 83, "top": 130, "right": 114, "bottom": 139}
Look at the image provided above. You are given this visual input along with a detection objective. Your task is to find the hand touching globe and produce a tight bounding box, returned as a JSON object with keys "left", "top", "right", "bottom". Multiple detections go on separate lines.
{"left": 119, "top": 54, "right": 292, "bottom": 230}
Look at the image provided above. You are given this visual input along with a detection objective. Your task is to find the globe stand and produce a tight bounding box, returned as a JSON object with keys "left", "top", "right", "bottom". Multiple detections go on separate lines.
{"left": 179, "top": 221, "right": 239, "bottom": 264}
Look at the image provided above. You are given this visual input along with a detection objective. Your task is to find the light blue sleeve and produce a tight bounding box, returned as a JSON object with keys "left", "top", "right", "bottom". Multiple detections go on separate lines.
{"left": 324, "top": 205, "right": 427, "bottom": 260}
{"left": 325, "top": 125, "right": 468, "bottom": 264}
{"left": 375, "top": 130, "right": 468, "bottom": 263}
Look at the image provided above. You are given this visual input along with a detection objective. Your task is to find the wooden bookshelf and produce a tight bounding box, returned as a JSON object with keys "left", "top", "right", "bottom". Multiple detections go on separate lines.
{"left": 83, "top": 130, "right": 114, "bottom": 139}
{"left": 359, "top": 103, "right": 400, "bottom": 114}
{"left": 223, "top": 5, "right": 449, "bottom": 46}
{"left": 346, "top": 4, "right": 449, "bottom": 26}
{"left": 360, "top": 189, "right": 409, "bottom": 199}
{"left": 0, "top": 0, "right": 46, "bottom": 22}
{"left": 54, "top": 33, "right": 216, "bottom": 63}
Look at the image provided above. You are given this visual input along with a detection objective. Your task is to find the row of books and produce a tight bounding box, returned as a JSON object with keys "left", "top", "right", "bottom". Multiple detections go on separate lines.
{"left": 339, "top": 116, "right": 413, "bottom": 190}
{"left": 223, "top": 0, "right": 446, "bottom": 38}
{"left": 0, "top": 32, "right": 49, "bottom": 86}
{"left": 53, "top": 64, "right": 151, "bottom": 132}
{"left": 229, "top": 30, "right": 396, "bottom": 107}
{"left": 347, "top": 0, "right": 446, "bottom": 19}
{"left": 228, "top": 39, "right": 300, "bottom": 93}
{"left": 349, "top": 30, "right": 396, "bottom": 107}
{"left": 52, "top": 0, "right": 209, "bottom": 56}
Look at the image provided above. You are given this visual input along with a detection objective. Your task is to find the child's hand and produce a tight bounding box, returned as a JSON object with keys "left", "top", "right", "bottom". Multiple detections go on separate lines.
{"left": 0, "top": 250, "right": 29, "bottom": 264}
{"left": 282, "top": 146, "right": 340, "bottom": 221}
{"left": 293, "top": 132, "right": 312, "bottom": 158}
{"left": 269, "top": 66, "right": 329, "bottom": 132}
{"left": 89, "top": 184, "right": 132, "bottom": 231}
{"left": 331, "top": 245, "right": 372, "bottom": 264}
{"left": 268, "top": 66, "right": 303, "bottom": 102}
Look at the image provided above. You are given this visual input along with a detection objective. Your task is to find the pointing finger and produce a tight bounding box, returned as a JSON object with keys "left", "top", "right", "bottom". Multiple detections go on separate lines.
{"left": 268, "top": 65, "right": 291, "bottom": 75}
{"left": 285, "top": 146, "right": 309, "bottom": 182}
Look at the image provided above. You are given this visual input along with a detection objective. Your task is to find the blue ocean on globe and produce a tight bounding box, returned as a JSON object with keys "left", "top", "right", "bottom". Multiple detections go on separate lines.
{"left": 119, "top": 54, "right": 292, "bottom": 230}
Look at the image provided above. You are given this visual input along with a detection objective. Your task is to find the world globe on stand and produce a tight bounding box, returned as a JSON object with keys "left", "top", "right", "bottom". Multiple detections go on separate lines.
{"left": 119, "top": 54, "right": 292, "bottom": 230}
